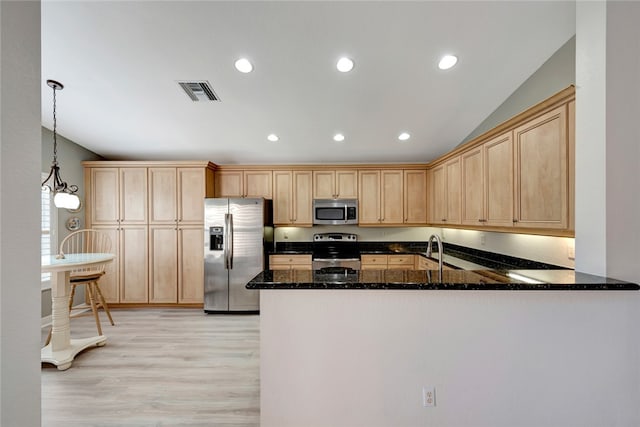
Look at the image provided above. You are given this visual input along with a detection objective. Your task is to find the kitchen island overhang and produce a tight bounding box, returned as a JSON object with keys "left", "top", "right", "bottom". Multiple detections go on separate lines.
{"left": 251, "top": 270, "right": 639, "bottom": 427}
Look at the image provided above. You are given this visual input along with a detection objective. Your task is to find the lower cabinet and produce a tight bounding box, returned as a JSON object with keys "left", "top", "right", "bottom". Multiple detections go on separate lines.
{"left": 361, "top": 254, "right": 416, "bottom": 270}
{"left": 149, "top": 225, "right": 204, "bottom": 304}
{"left": 269, "top": 254, "right": 313, "bottom": 270}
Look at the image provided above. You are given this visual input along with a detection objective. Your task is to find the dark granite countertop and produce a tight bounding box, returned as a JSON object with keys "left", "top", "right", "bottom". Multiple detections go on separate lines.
{"left": 247, "top": 269, "right": 638, "bottom": 291}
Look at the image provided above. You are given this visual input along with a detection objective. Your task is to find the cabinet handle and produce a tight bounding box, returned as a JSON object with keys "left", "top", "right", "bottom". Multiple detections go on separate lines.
{"left": 479, "top": 219, "right": 486, "bottom": 223}
{"left": 513, "top": 219, "right": 518, "bottom": 223}
{"left": 441, "top": 218, "right": 446, "bottom": 222}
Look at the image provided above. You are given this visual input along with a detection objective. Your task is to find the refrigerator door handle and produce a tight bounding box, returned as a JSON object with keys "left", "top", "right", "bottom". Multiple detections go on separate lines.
{"left": 228, "top": 213, "right": 234, "bottom": 269}
{"left": 224, "top": 213, "right": 230, "bottom": 269}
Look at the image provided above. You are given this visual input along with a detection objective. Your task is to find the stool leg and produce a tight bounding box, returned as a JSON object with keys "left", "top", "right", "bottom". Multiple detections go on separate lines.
{"left": 94, "top": 283, "right": 115, "bottom": 326}
{"left": 85, "top": 282, "right": 103, "bottom": 336}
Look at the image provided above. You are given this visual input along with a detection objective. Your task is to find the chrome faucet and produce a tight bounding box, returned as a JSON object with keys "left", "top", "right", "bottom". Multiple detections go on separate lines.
{"left": 426, "top": 234, "right": 444, "bottom": 278}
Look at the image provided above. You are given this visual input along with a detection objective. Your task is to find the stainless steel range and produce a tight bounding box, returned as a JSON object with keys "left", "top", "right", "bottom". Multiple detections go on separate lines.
{"left": 312, "top": 233, "right": 360, "bottom": 270}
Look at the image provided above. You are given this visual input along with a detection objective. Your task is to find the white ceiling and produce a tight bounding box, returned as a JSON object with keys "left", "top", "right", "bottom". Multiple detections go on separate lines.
{"left": 41, "top": 1, "right": 576, "bottom": 165}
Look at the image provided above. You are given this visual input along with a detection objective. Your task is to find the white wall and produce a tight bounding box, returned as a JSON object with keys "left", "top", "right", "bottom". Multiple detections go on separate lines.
{"left": 575, "top": 1, "right": 607, "bottom": 275}
{"left": 261, "top": 290, "right": 640, "bottom": 427}
{"left": 604, "top": 1, "right": 640, "bottom": 284}
{"left": 0, "top": 1, "right": 42, "bottom": 425}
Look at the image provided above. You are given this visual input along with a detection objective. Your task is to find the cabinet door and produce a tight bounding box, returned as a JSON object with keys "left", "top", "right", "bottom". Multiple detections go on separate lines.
{"left": 178, "top": 168, "right": 206, "bottom": 224}
{"left": 313, "top": 171, "right": 335, "bottom": 199}
{"left": 90, "top": 168, "right": 120, "bottom": 225}
{"left": 92, "top": 226, "right": 119, "bottom": 303}
{"left": 430, "top": 165, "right": 447, "bottom": 224}
{"left": 178, "top": 226, "right": 204, "bottom": 304}
{"left": 119, "top": 225, "right": 148, "bottom": 303}
{"left": 335, "top": 170, "right": 358, "bottom": 199}
{"left": 273, "top": 171, "right": 293, "bottom": 225}
{"left": 244, "top": 170, "right": 273, "bottom": 199}
{"left": 214, "top": 170, "right": 243, "bottom": 197}
{"left": 445, "top": 158, "right": 461, "bottom": 224}
{"left": 358, "top": 170, "right": 381, "bottom": 224}
{"left": 461, "top": 148, "right": 484, "bottom": 226}
{"left": 293, "top": 171, "right": 313, "bottom": 226}
{"left": 149, "top": 168, "right": 177, "bottom": 224}
{"left": 149, "top": 226, "right": 178, "bottom": 303}
{"left": 119, "top": 168, "right": 148, "bottom": 224}
{"left": 484, "top": 132, "right": 514, "bottom": 227}
{"left": 404, "top": 170, "right": 427, "bottom": 224}
{"left": 381, "top": 170, "right": 403, "bottom": 224}
{"left": 514, "top": 106, "right": 568, "bottom": 229}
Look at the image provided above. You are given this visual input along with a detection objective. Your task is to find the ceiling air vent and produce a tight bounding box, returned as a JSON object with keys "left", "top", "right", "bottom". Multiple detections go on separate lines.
{"left": 178, "top": 81, "right": 220, "bottom": 102}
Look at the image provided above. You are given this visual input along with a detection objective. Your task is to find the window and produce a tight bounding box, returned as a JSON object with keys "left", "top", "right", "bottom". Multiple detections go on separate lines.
{"left": 41, "top": 174, "right": 57, "bottom": 288}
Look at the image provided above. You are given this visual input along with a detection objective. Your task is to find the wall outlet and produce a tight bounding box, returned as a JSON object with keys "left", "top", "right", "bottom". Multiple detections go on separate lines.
{"left": 422, "top": 386, "right": 436, "bottom": 407}
{"left": 480, "top": 233, "right": 486, "bottom": 246}
{"left": 283, "top": 233, "right": 289, "bottom": 240}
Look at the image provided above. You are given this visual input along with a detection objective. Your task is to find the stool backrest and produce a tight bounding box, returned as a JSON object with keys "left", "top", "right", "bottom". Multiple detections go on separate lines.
{"left": 59, "top": 229, "right": 113, "bottom": 274}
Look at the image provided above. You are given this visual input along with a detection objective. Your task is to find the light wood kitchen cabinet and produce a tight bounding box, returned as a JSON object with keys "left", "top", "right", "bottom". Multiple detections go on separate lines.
{"left": 117, "top": 225, "right": 149, "bottom": 304}
{"left": 360, "top": 254, "right": 388, "bottom": 270}
{"left": 428, "top": 158, "right": 460, "bottom": 225}
{"left": 358, "top": 170, "right": 403, "bottom": 225}
{"left": 85, "top": 161, "right": 214, "bottom": 306}
{"left": 461, "top": 132, "right": 513, "bottom": 227}
{"left": 513, "top": 105, "right": 568, "bottom": 229}
{"left": 313, "top": 170, "right": 358, "bottom": 199}
{"left": 89, "top": 167, "right": 147, "bottom": 225}
{"left": 178, "top": 226, "right": 205, "bottom": 303}
{"left": 148, "top": 225, "right": 178, "bottom": 303}
{"left": 273, "top": 170, "right": 312, "bottom": 226}
{"left": 403, "top": 169, "right": 427, "bottom": 224}
{"left": 269, "top": 254, "right": 312, "bottom": 270}
{"left": 387, "top": 254, "right": 414, "bottom": 270}
{"left": 215, "top": 169, "right": 272, "bottom": 199}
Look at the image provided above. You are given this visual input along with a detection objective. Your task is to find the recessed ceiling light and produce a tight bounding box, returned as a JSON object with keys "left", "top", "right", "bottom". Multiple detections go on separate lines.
{"left": 267, "top": 134, "right": 279, "bottom": 142}
{"left": 234, "top": 58, "right": 253, "bottom": 73}
{"left": 336, "top": 57, "right": 354, "bottom": 73}
{"left": 438, "top": 55, "right": 458, "bottom": 70}
{"left": 333, "top": 133, "right": 345, "bottom": 142}
{"left": 398, "top": 132, "right": 411, "bottom": 141}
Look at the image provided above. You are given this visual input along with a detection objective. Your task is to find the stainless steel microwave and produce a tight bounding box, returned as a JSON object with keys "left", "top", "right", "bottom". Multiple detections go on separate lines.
{"left": 313, "top": 199, "right": 358, "bottom": 225}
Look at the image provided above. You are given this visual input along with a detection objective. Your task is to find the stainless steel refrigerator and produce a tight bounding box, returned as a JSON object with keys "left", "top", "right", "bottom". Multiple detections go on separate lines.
{"left": 204, "top": 198, "right": 272, "bottom": 314}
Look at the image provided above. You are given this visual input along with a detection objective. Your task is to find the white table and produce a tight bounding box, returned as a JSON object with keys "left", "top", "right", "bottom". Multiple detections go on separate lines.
{"left": 41, "top": 253, "right": 115, "bottom": 370}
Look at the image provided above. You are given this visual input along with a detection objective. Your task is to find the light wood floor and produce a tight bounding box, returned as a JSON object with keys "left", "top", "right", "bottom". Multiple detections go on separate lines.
{"left": 41, "top": 308, "right": 260, "bottom": 427}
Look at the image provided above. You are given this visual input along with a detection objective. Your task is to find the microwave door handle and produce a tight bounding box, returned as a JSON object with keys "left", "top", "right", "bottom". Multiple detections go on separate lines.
{"left": 344, "top": 204, "right": 348, "bottom": 224}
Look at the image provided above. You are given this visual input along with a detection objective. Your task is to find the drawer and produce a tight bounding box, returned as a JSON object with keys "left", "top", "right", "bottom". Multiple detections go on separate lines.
{"left": 270, "top": 254, "right": 312, "bottom": 265}
{"left": 361, "top": 254, "right": 388, "bottom": 265}
{"left": 387, "top": 255, "right": 414, "bottom": 265}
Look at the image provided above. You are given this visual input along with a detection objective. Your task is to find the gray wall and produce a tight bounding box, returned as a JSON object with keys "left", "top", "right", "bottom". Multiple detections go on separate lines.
{"left": 41, "top": 128, "right": 102, "bottom": 317}
{"left": 461, "top": 36, "right": 575, "bottom": 145}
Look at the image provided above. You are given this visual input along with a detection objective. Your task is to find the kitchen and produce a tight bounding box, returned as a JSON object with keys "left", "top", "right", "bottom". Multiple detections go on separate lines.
{"left": 1, "top": 1, "right": 639, "bottom": 427}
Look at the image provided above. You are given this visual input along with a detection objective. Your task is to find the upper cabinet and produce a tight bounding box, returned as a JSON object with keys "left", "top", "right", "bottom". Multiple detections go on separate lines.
{"left": 403, "top": 170, "right": 427, "bottom": 224}
{"left": 428, "top": 159, "right": 460, "bottom": 225}
{"left": 89, "top": 167, "right": 147, "bottom": 225}
{"left": 149, "top": 167, "right": 212, "bottom": 225}
{"left": 214, "top": 169, "right": 272, "bottom": 199}
{"left": 313, "top": 170, "right": 358, "bottom": 199}
{"left": 273, "top": 170, "right": 313, "bottom": 226}
{"left": 358, "top": 169, "right": 404, "bottom": 225}
{"left": 513, "top": 105, "right": 568, "bottom": 229}
{"left": 461, "top": 132, "right": 513, "bottom": 227}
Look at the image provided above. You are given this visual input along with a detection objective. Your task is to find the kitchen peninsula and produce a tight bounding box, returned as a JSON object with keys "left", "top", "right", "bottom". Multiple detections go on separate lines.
{"left": 250, "top": 268, "right": 639, "bottom": 427}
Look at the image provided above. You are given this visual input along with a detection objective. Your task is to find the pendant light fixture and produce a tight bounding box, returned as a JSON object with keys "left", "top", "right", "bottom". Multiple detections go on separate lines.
{"left": 41, "top": 79, "right": 80, "bottom": 210}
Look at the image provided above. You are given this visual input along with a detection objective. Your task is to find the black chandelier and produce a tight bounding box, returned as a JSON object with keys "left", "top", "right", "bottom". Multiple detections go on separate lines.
{"left": 41, "top": 79, "right": 80, "bottom": 210}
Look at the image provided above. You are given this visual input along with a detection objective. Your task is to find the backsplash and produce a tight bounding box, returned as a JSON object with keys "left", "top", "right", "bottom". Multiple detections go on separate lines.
{"left": 273, "top": 226, "right": 575, "bottom": 269}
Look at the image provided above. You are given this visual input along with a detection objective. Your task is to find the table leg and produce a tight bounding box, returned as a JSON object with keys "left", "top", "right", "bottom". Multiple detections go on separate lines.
{"left": 41, "top": 269, "right": 106, "bottom": 370}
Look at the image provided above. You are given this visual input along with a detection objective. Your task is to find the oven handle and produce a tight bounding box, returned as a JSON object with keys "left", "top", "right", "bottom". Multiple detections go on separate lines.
{"left": 312, "top": 258, "right": 361, "bottom": 262}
